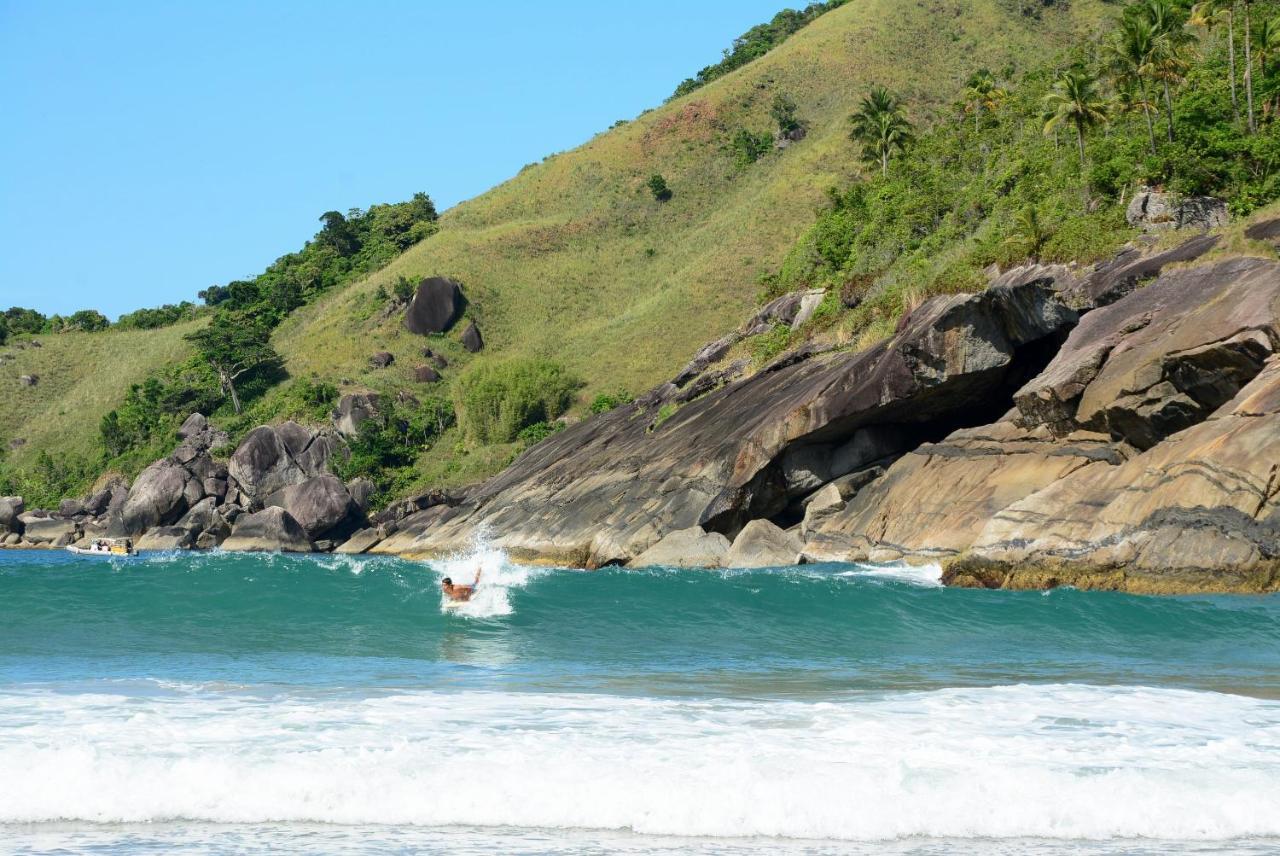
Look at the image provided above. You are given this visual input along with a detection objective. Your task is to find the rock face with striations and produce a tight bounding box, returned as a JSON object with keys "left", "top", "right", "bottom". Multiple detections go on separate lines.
{"left": 403, "top": 277, "right": 464, "bottom": 335}
{"left": 374, "top": 271, "right": 1080, "bottom": 565}
{"left": 808, "top": 256, "right": 1280, "bottom": 591}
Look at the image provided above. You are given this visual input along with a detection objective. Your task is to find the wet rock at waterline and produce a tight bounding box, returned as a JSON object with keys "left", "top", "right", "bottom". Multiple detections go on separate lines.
{"left": 220, "top": 507, "right": 315, "bottom": 553}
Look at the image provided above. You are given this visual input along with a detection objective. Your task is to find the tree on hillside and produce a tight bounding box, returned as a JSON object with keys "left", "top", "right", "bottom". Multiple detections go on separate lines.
{"left": 962, "top": 69, "right": 1008, "bottom": 132}
{"left": 1256, "top": 14, "right": 1279, "bottom": 113}
{"left": 1191, "top": 0, "right": 1240, "bottom": 122}
{"left": 1004, "top": 205, "right": 1053, "bottom": 262}
{"left": 0, "top": 315, "right": 8, "bottom": 346}
{"left": 317, "top": 210, "right": 360, "bottom": 257}
{"left": 65, "top": 310, "right": 110, "bottom": 332}
{"left": 771, "top": 92, "right": 802, "bottom": 136}
{"left": 1139, "top": 0, "right": 1194, "bottom": 142}
{"left": 1244, "top": 0, "right": 1258, "bottom": 132}
{"left": 185, "top": 313, "right": 280, "bottom": 415}
{"left": 848, "top": 86, "right": 915, "bottom": 177}
{"left": 1042, "top": 68, "right": 1109, "bottom": 172}
{"left": 1108, "top": 17, "right": 1163, "bottom": 154}
{"left": 648, "top": 174, "right": 673, "bottom": 202}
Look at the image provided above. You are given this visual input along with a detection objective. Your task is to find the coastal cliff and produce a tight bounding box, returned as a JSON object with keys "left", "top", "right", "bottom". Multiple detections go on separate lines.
{"left": 4, "top": 224, "right": 1279, "bottom": 593}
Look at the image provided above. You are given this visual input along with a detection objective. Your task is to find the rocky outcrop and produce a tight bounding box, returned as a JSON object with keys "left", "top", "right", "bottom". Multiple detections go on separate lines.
{"left": 1126, "top": 187, "right": 1228, "bottom": 232}
{"left": 120, "top": 461, "right": 190, "bottom": 534}
{"left": 18, "top": 513, "right": 77, "bottom": 546}
{"left": 724, "top": 520, "right": 804, "bottom": 568}
{"left": 0, "top": 496, "right": 24, "bottom": 534}
{"left": 630, "top": 527, "right": 731, "bottom": 568}
{"left": 403, "top": 277, "right": 464, "bottom": 335}
{"left": 461, "top": 321, "right": 484, "bottom": 353}
{"left": 1013, "top": 258, "right": 1277, "bottom": 448}
{"left": 381, "top": 270, "right": 1079, "bottom": 565}
{"left": 228, "top": 421, "right": 336, "bottom": 505}
{"left": 807, "top": 257, "right": 1280, "bottom": 591}
{"left": 332, "top": 392, "right": 380, "bottom": 439}
{"left": 271, "top": 474, "right": 360, "bottom": 540}
{"left": 220, "top": 507, "right": 315, "bottom": 553}
{"left": 370, "top": 351, "right": 395, "bottom": 368}
{"left": 414, "top": 365, "right": 441, "bottom": 383}
{"left": 948, "top": 357, "right": 1280, "bottom": 593}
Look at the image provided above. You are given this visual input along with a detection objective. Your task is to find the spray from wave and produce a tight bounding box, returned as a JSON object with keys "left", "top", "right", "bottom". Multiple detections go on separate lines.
{"left": 429, "top": 533, "right": 540, "bottom": 618}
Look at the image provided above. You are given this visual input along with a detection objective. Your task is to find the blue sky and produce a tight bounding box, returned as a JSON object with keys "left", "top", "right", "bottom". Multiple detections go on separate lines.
{"left": 0, "top": 0, "right": 784, "bottom": 318}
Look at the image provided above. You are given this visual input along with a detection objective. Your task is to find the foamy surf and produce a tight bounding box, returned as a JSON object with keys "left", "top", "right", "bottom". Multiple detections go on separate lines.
{"left": 430, "top": 538, "right": 540, "bottom": 618}
{"left": 838, "top": 562, "right": 944, "bottom": 587}
{"left": 0, "top": 684, "right": 1277, "bottom": 840}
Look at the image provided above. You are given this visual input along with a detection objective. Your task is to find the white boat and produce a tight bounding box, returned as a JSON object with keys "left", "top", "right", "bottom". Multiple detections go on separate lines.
{"left": 66, "top": 538, "right": 136, "bottom": 557}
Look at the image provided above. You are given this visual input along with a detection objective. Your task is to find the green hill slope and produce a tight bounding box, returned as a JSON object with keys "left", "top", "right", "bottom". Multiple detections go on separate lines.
{"left": 2, "top": 0, "right": 1111, "bottom": 501}
{"left": 278, "top": 0, "right": 1109, "bottom": 397}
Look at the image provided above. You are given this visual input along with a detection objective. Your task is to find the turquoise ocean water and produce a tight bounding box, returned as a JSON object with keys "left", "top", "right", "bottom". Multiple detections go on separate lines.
{"left": 1, "top": 547, "right": 1279, "bottom": 854}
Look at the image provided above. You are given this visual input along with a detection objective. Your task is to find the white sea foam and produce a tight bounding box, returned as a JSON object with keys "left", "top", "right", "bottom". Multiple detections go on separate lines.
{"left": 429, "top": 537, "right": 537, "bottom": 618}
{"left": 838, "top": 562, "right": 944, "bottom": 587}
{"left": 1, "top": 683, "right": 1278, "bottom": 840}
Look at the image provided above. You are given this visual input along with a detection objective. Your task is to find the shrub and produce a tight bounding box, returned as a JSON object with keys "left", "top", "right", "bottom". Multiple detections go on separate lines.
{"left": 516, "top": 420, "right": 565, "bottom": 445}
{"left": 332, "top": 397, "right": 455, "bottom": 498}
{"left": 647, "top": 174, "right": 672, "bottom": 202}
{"left": 454, "top": 358, "right": 583, "bottom": 444}
{"left": 750, "top": 323, "right": 792, "bottom": 365}
{"left": 730, "top": 129, "right": 773, "bottom": 168}
{"left": 589, "top": 389, "right": 635, "bottom": 414}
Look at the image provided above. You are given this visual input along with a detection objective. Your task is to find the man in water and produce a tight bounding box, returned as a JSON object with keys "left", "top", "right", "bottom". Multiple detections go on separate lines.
{"left": 441, "top": 567, "right": 481, "bottom": 602}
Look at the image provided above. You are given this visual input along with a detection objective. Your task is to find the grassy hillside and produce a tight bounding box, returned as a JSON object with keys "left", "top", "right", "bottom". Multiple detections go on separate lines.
{"left": 279, "top": 0, "right": 1109, "bottom": 398}
{"left": 2, "top": 0, "right": 1111, "bottom": 502}
{"left": 0, "top": 320, "right": 203, "bottom": 465}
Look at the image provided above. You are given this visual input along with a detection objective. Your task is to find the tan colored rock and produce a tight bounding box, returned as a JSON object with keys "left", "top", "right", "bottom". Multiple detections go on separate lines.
{"left": 725, "top": 520, "right": 804, "bottom": 568}
{"left": 805, "top": 421, "right": 1126, "bottom": 564}
{"left": 949, "top": 359, "right": 1280, "bottom": 593}
{"left": 630, "top": 527, "right": 730, "bottom": 569}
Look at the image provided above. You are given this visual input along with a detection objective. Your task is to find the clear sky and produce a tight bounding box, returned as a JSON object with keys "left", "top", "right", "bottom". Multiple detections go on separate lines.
{"left": 0, "top": 0, "right": 785, "bottom": 318}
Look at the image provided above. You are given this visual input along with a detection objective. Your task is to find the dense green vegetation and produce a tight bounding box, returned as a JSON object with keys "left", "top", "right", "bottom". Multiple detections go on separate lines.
{"left": 332, "top": 396, "right": 455, "bottom": 500}
{"left": 453, "top": 359, "right": 582, "bottom": 445}
{"left": 766, "top": 0, "right": 1280, "bottom": 348}
{"left": 671, "top": 1, "right": 850, "bottom": 98}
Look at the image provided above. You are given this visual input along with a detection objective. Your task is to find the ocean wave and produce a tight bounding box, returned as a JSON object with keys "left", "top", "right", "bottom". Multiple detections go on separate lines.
{"left": 2, "top": 684, "right": 1278, "bottom": 840}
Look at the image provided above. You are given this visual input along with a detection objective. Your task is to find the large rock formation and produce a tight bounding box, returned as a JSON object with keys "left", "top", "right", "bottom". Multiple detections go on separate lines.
{"left": 271, "top": 474, "right": 360, "bottom": 539}
{"left": 228, "top": 421, "right": 336, "bottom": 506}
{"left": 630, "top": 527, "right": 731, "bottom": 568}
{"left": 220, "top": 507, "right": 315, "bottom": 553}
{"left": 0, "top": 496, "right": 24, "bottom": 535}
{"left": 1126, "top": 187, "right": 1228, "bottom": 232}
{"left": 809, "top": 257, "right": 1280, "bottom": 591}
{"left": 403, "top": 277, "right": 464, "bottom": 335}
{"left": 373, "top": 271, "right": 1080, "bottom": 565}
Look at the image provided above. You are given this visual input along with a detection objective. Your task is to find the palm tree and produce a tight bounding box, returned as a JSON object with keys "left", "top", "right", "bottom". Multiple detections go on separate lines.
{"left": 1255, "top": 14, "right": 1279, "bottom": 115}
{"left": 1244, "top": 0, "right": 1257, "bottom": 132}
{"left": 1107, "top": 17, "right": 1162, "bottom": 154}
{"left": 1190, "top": 0, "right": 1239, "bottom": 122}
{"left": 1043, "top": 69, "right": 1109, "bottom": 172}
{"left": 849, "top": 86, "right": 915, "bottom": 177}
{"left": 963, "top": 68, "right": 1008, "bottom": 133}
{"left": 1141, "top": 0, "right": 1194, "bottom": 142}
{"left": 1005, "top": 205, "right": 1052, "bottom": 262}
